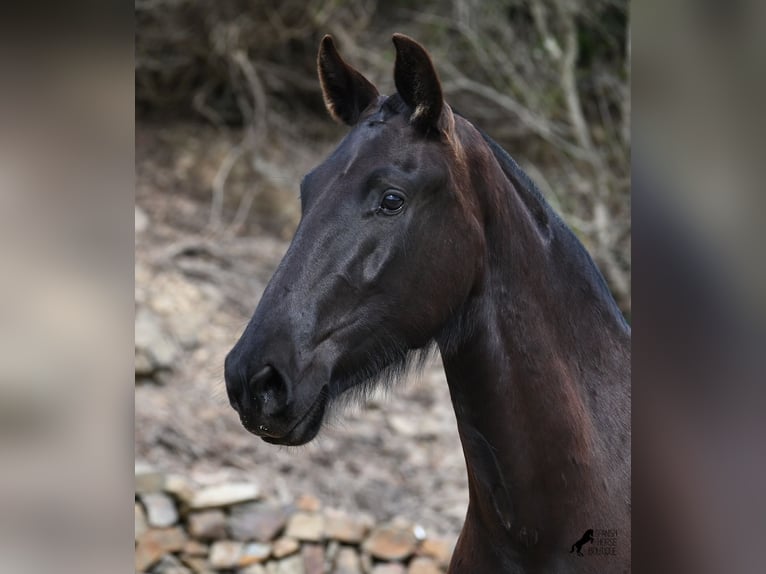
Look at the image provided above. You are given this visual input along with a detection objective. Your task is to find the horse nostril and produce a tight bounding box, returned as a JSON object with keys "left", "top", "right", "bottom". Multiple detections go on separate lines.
{"left": 249, "top": 364, "right": 291, "bottom": 416}
{"left": 251, "top": 365, "right": 274, "bottom": 388}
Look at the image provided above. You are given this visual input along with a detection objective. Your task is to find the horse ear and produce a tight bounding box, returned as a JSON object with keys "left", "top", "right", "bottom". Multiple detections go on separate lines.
{"left": 318, "top": 35, "right": 379, "bottom": 126}
{"left": 392, "top": 33, "right": 444, "bottom": 132}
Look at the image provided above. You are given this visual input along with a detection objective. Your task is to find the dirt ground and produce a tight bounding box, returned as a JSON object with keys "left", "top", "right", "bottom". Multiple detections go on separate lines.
{"left": 135, "top": 122, "right": 468, "bottom": 541}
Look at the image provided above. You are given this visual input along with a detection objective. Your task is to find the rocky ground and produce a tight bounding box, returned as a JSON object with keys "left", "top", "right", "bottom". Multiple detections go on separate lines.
{"left": 135, "top": 122, "right": 468, "bottom": 571}
{"left": 136, "top": 464, "right": 453, "bottom": 574}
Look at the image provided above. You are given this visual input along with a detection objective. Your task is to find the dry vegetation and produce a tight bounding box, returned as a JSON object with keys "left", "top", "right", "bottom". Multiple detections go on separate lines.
{"left": 136, "top": 0, "right": 630, "bottom": 313}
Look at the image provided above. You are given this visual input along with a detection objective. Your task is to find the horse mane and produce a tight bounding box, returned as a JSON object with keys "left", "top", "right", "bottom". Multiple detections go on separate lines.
{"left": 466, "top": 116, "right": 628, "bottom": 329}
{"left": 469, "top": 121, "right": 552, "bottom": 221}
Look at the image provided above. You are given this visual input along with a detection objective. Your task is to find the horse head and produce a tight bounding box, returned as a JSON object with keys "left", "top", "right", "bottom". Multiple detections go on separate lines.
{"left": 224, "top": 35, "right": 483, "bottom": 445}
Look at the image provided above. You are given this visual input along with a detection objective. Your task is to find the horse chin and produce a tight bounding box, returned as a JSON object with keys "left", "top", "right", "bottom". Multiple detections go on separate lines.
{"left": 261, "top": 387, "right": 329, "bottom": 447}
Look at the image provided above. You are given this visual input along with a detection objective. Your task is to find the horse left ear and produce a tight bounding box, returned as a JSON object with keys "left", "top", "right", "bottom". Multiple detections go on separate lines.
{"left": 392, "top": 33, "right": 444, "bottom": 133}
{"left": 318, "top": 35, "right": 380, "bottom": 126}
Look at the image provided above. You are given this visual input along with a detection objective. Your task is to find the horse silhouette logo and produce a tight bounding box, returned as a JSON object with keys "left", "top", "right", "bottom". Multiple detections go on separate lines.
{"left": 570, "top": 529, "right": 594, "bottom": 556}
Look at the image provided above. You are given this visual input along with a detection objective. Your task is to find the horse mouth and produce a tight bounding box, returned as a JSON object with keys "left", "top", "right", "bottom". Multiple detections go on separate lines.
{"left": 261, "top": 386, "right": 329, "bottom": 447}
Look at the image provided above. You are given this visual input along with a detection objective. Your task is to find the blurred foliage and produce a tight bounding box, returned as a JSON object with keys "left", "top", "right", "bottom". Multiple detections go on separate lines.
{"left": 136, "top": 0, "right": 630, "bottom": 312}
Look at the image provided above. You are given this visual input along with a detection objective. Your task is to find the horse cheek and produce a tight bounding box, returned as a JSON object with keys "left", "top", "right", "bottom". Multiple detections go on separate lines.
{"left": 360, "top": 241, "right": 393, "bottom": 287}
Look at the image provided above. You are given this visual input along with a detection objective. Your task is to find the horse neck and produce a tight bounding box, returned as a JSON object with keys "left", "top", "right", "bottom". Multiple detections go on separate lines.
{"left": 436, "top": 126, "right": 630, "bottom": 557}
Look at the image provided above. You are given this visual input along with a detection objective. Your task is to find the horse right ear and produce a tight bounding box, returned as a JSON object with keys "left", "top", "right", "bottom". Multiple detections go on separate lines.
{"left": 317, "top": 35, "right": 379, "bottom": 126}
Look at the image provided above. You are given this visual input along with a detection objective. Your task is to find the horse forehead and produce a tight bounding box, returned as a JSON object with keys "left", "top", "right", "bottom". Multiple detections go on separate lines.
{"left": 325, "top": 122, "right": 415, "bottom": 180}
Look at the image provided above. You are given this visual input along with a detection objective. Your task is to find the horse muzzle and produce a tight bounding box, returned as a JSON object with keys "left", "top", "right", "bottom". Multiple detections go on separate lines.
{"left": 224, "top": 357, "right": 329, "bottom": 446}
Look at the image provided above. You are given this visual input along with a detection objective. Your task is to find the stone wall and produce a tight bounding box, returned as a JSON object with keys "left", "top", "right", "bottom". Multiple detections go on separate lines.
{"left": 136, "top": 464, "right": 454, "bottom": 574}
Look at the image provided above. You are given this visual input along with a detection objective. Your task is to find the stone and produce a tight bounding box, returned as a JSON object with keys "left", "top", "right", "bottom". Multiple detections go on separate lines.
{"left": 135, "top": 352, "right": 153, "bottom": 378}
{"left": 136, "top": 206, "right": 149, "bottom": 234}
{"left": 272, "top": 537, "right": 300, "bottom": 558}
{"left": 135, "top": 461, "right": 165, "bottom": 493}
{"left": 136, "top": 503, "right": 148, "bottom": 540}
{"left": 325, "top": 540, "right": 339, "bottom": 563}
{"left": 151, "top": 554, "right": 191, "bottom": 574}
{"left": 418, "top": 538, "right": 453, "bottom": 567}
{"left": 238, "top": 542, "right": 272, "bottom": 566}
{"left": 189, "top": 482, "right": 260, "bottom": 510}
{"left": 187, "top": 510, "right": 227, "bottom": 540}
{"left": 178, "top": 556, "right": 213, "bottom": 574}
{"left": 295, "top": 494, "right": 321, "bottom": 512}
{"left": 390, "top": 517, "right": 414, "bottom": 531}
{"left": 333, "top": 546, "right": 362, "bottom": 574}
{"left": 363, "top": 524, "right": 417, "bottom": 561}
{"left": 170, "top": 316, "right": 201, "bottom": 349}
{"left": 408, "top": 557, "right": 441, "bottom": 574}
{"left": 135, "top": 527, "right": 187, "bottom": 571}
{"left": 135, "top": 307, "right": 179, "bottom": 373}
{"left": 323, "top": 508, "right": 372, "bottom": 544}
{"left": 240, "top": 565, "right": 268, "bottom": 574}
{"left": 371, "top": 565, "right": 406, "bottom": 574}
{"left": 164, "top": 474, "right": 196, "bottom": 505}
{"left": 152, "top": 369, "right": 174, "bottom": 385}
{"left": 285, "top": 512, "right": 324, "bottom": 542}
{"left": 301, "top": 544, "right": 324, "bottom": 574}
{"left": 272, "top": 554, "right": 305, "bottom": 574}
{"left": 142, "top": 492, "right": 179, "bottom": 527}
{"left": 229, "top": 502, "right": 290, "bottom": 541}
{"left": 359, "top": 552, "right": 373, "bottom": 573}
{"left": 387, "top": 414, "right": 419, "bottom": 437}
{"left": 386, "top": 413, "right": 443, "bottom": 440}
{"left": 208, "top": 540, "right": 244, "bottom": 569}
{"left": 181, "top": 540, "right": 208, "bottom": 556}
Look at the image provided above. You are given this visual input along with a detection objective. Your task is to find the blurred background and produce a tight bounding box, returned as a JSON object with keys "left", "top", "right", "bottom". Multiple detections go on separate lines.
{"left": 135, "top": 0, "right": 630, "bottom": 307}
{"left": 134, "top": 0, "right": 630, "bottom": 547}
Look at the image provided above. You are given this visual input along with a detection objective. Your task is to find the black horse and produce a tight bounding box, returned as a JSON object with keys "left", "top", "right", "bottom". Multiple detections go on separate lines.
{"left": 225, "top": 34, "right": 631, "bottom": 573}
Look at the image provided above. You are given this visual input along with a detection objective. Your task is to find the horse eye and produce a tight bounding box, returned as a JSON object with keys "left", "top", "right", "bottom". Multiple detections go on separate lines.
{"left": 380, "top": 192, "right": 405, "bottom": 214}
